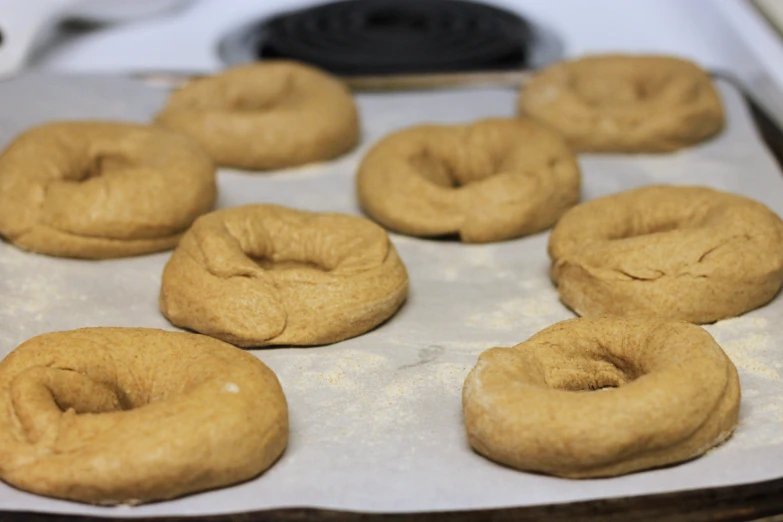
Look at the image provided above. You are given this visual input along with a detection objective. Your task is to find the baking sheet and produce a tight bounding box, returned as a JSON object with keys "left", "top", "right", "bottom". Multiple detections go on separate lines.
{"left": 1, "top": 74, "right": 783, "bottom": 517}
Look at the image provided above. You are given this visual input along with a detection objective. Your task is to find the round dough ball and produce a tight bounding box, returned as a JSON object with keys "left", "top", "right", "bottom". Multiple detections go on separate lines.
{"left": 160, "top": 204, "right": 409, "bottom": 347}
{"left": 518, "top": 55, "right": 724, "bottom": 153}
{"left": 0, "top": 121, "right": 216, "bottom": 259}
{"left": 155, "top": 60, "right": 360, "bottom": 170}
{"left": 0, "top": 327, "right": 288, "bottom": 504}
{"left": 463, "top": 316, "right": 740, "bottom": 478}
{"left": 548, "top": 185, "right": 783, "bottom": 323}
{"left": 357, "top": 118, "right": 580, "bottom": 243}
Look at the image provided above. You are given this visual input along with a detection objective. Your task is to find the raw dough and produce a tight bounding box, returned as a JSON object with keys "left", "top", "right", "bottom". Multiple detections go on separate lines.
{"left": 155, "top": 60, "right": 360, "bottom": 170}
{"left": 357, "top": 118, "right": 580, "bottom": 243}
{"left": 518, "top": 55, "right": 724, "bottom": 152}
{"left": 0, "top": 121, "right": 216, "bottom": 259}
{"left": 463, "top": 316, "right": 740, "bottom": 478}
{"left": 549, "top": 185, "right": 783, "bottom": 323}
{"left": 0, "top": 327, "right": 288, "bottom": 504}
{"left": 160, "top": 204, "right": 409, "bottom": 347}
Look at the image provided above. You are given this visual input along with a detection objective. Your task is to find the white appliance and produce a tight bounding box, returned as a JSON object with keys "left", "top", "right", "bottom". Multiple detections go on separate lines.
{"left": 10, "top": 0, "right": 783, "bottom": 127}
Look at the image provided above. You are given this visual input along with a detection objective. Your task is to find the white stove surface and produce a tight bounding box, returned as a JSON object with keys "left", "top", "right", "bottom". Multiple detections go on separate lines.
{"left": 22, "top": 0, "right": 783, "bottom": 127}
{"left": 22, "top": 0, "right": 778, "bottom": 76}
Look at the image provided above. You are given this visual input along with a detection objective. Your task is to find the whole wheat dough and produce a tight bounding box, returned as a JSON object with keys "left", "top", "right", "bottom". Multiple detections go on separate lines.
{"left": 0, "top": 327, "right": 288, "bottom": 504}
{"left": 357, "top": 118, "right": 581, "bottom": 243}
{"left": 155, "top": 60, "right": 360, "bottom": 170}
{"left": 518, "top": 55, "right": 724, "bottom": 152}
{"left": 160, "top": 204, "right": 409, "bottom": 347}
{"left": 0, "top": 121, "right": 216, "bottom": 258}
{"left": 463, "top": 316, "right": 740, "bottom": 478}
{"left": 548, "top": 185, "right": 783, "bottom": 323}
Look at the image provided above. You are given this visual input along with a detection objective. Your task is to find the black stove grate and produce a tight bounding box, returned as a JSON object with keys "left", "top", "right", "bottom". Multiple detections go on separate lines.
{"left": 247, "top": 0, "right": 536, "bottom": 75}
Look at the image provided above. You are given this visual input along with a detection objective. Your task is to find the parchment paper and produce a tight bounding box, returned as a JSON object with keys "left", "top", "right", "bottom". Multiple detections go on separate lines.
{"left": 1, "top": 74, "right": 783, "bottom": 517}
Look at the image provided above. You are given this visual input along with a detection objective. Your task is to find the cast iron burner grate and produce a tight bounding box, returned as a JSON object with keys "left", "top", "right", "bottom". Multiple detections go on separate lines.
{"left": 218, "top": 0, "right": 561, "bottom": 75}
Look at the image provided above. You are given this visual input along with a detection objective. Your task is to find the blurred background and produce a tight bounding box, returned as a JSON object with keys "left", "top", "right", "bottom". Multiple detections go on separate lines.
{"left": 1, "top": 0, "right": 782, "bottom": 122}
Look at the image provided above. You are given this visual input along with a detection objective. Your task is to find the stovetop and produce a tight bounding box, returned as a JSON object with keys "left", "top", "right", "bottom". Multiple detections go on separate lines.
{"left": 218, "top": 0, "right": 560, "bottom": 75}
{"left": 25, "top": 0, "right": 756, "bottom": 75}
{"left": 19, "top": 0, "right": 783, "bottom": 129}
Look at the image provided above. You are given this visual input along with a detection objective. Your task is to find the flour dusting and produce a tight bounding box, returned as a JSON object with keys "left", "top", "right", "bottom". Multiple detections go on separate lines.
{"left": 704, "top": 317, "right": 779, "bottom": 381}
{"left": 467, "top": 286, "right": 569, "bottom": 333}
{"left": 702, "top": 316, "right": 783, "bottom": 450}
{"left": 265, "top": 349, "right": 473, "bottom": 443}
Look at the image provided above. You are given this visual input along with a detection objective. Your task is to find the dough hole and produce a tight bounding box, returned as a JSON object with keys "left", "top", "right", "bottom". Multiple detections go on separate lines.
{"left": 251, "top": 256, "right": 330, "bottom": 273}
{"left": 544, "top": 356, "right": 634, "bottom": 391}
{"left": 62, "top": 153, "right": 132, "bottom": 184}
{"left": 408, "top": 148, "right": 504, "bottom": 189}
{"left": 227, "top": 95, "right": 278, "bottom": 112}
{"left": 89, "top": 154, "right": 131, "bottom": 178}
{"left": 609, "top": 221, "right": 682, "bottom": 240}
{"left": 11, "top": 367, "right": 125, "bottom": 443}
{"left": 409, "top": 151, "right": 456, "bottom": 188}
{"left": 573, "top": 78, "right": 637, "bottom": 106}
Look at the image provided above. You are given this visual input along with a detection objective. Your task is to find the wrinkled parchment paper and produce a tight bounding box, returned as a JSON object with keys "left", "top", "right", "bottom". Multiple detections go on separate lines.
{"left": 1, "top": 74, "right": 783, "bottom": 517}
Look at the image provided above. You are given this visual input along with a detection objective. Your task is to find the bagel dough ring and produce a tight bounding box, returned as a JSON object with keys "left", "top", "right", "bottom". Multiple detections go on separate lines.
{"left": 518, "top": 55, "right": 724, "bottom": 153}
{"left": 548, "top": 185, "right": 783, "bottom": 323}
{"left": 0, "top": 121, "right": 216, "bottom": 259}
{"left": 0, "top": 327, "right": 288, "bottom": 504}
{"left": 463, "top": 316, "right": 740, "bottom": 478}
{"left": 159, "top": 204, "right": 409, "bottom": 347}
{"left": 155, "top": 60, "right": 360, "bottom": 170}
{"left": 356, "top": 118, "right": 580, "bottom": 243}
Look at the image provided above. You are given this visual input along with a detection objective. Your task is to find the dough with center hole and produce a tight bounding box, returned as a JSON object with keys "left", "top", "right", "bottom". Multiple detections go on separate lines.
{"left": 356, "top": 118, "right": 580, "bottom": 243}
{"left": 518, "top": 55, "right": 724, "bottom": 152}
{"left": 159, "top": 204, "right": 409, "bottom": 347}
{"left": 0, "top": 327, "right": 288, "bottom": 504}
{"left": 155, "top": 60, "right": 360, "bottom": 170}
{"left": 0, "top": 121, "right": 216, "bottom": 259}
{"left": 548, "top": 185, "right": 783, "bottom": 323}
{"left": 463, "top": 316, "right": 740, "bottom": 478}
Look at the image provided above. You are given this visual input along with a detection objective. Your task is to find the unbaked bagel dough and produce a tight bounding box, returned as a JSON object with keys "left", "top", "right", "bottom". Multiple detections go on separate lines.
{"left": 549, "top": 185, "right": 783, "bottom": 323}
{"left": 0, "top": 327, "right": 288, "bottom": 504}
{"left": 463, "top": 316, "right": 740, "bottom": 478}
{"left": 518, "top": 55, "right": 724, "bottom": 152}
{"left": 155, "top": 60, "right": 360, "bottom": 170}
{"left": 160, "top": 204, "right": 409, "bottom": 347}
{"left": 357, "top": 118, "right": 580, "bottom": 243}
{"left": 0, "top": 121, "right": 216, "bottom": 258}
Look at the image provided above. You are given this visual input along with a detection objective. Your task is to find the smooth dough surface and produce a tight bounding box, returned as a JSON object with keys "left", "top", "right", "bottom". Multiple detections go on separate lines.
{"left": 155, "top": 60, "right": 360, "bottom": 170}
{"left": 549, "top": 185, "right": 783, "bottom": 323}
{"left": 0, "top": 121, "right": 216, "bottom": 258}
{"left": 0, "top": 327, "right": 288, "bottom": 504}
{"left": 518, "top": 55, "right": 724, "bottom": 152}
{"left": 357, "top": 118, "right": 580, "bottom": 243}
{"left": 160, "top": 204, "right": 409, "bottom": 347}
{"left": 463, "top": 316, "right": 740, "bottom": 478}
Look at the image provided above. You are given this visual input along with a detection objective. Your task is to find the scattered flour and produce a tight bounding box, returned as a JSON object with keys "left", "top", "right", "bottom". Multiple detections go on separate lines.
{"left": 439, "top": 247, "right": 517, "bottom": 281}
{"left": 281, "top": 349, "right": 388, "bottom": 393}
{"left": 0, "top": 248, "right": 69, "bottom": 350}
{"left": 266, "top": 348, "right": 473, "bottom": 443}
{"left": 704, "top": 317, "right": 779, "bottom": 380}
{"left": 466, "top": 291, "right": 569, "bottom": 332}
{"left": 702, "top": 316, "right": 783, "bottom": 450}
